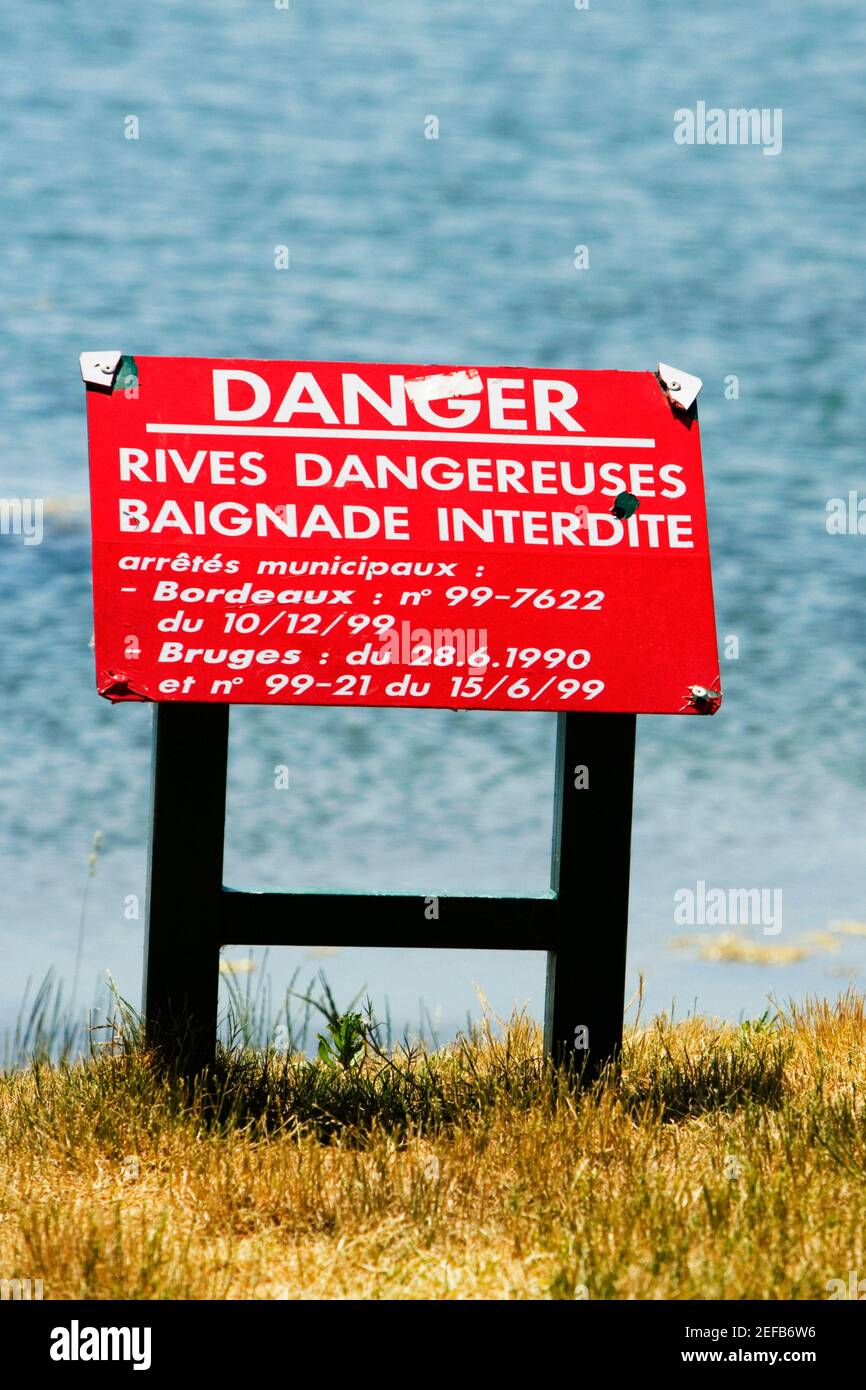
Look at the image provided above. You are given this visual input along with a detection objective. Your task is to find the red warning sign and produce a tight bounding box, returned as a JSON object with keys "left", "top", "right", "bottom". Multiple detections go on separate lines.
{"left": 82, "top": 356, "right": 720, "bottom": 714}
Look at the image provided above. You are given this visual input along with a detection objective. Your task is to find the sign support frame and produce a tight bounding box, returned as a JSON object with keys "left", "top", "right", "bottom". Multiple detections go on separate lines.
{"left": 143, "top": 702, "right": 635, "bottom": 1076}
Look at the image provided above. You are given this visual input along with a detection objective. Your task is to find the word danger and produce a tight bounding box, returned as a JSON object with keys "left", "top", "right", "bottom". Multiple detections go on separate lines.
{"left": 211, "top": 367, "right": 585, "bottom": 430}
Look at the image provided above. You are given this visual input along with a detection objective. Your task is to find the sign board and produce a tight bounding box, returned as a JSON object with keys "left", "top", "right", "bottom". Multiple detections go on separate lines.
{"left": 83, "top": 357, "right": 720, "bottom": 715}
{"left": 80, "top": 352, "right": 722, "bottom": 1074}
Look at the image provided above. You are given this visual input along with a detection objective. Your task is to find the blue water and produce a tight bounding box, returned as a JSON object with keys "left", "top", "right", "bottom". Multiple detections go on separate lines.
{"left": 2, "top": 0, "right": 865, "bottom": 1042}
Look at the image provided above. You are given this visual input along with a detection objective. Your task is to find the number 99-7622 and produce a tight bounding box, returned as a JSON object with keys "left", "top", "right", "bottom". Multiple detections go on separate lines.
{"left": 444, "top": 586, "right": 604, "bottom": 609}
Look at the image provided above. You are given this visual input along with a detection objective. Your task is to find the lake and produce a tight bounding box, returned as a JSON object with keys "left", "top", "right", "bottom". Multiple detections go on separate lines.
{"left": 1, "top": 0, "right": 865, "bottom": 1043}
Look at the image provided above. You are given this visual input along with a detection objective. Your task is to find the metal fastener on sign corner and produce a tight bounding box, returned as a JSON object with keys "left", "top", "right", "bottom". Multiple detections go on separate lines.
{"left": 680, "top": 680, "right": 722, "bottom": 714}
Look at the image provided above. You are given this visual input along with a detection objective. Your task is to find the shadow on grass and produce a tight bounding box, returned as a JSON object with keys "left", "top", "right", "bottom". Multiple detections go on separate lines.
{"left": 3, "top": 971, "right": 792, "bottom": 1145}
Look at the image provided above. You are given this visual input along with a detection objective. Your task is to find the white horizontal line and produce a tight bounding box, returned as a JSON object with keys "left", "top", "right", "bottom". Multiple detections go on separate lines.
{"left": 144, "top": 423, "right": 655, "bottom": 448}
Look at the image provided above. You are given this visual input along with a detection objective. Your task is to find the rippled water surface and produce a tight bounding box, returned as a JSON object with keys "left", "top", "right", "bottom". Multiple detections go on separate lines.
{"left": 2, "top": 0, "right": 865, "bottom": 1038}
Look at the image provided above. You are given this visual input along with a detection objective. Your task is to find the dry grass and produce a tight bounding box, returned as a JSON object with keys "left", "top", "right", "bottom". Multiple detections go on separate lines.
{"left": 2, "top": 993, "right": 866, "bottom": 1300}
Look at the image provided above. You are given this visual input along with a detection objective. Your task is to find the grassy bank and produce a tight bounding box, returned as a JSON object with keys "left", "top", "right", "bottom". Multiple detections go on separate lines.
{"left": 2, "top": 994, "right": 865, "bottom": 1300}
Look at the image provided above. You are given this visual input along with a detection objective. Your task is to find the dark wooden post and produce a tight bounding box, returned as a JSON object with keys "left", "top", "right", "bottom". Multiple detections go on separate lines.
{"left": 143, "top": 703, "right": 229, "bottom": 1071}
{"left": 142, "top": 702, "right": 635, "bottom": 1079}
{"left": 544, "top": 711, "right": 636, "bottom": 1080}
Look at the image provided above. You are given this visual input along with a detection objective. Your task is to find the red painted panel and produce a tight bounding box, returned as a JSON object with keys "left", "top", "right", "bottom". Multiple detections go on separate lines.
{"left": 84, "top": 357, "right": 720, "bottom": 714}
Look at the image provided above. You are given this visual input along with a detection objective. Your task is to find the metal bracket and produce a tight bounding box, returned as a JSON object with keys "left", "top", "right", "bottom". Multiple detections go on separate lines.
{"left": 657, "top": 362, "right": 702, "bottom": 412}
{"left": 80, "top": 351, "right": 123, "bottom": 390}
